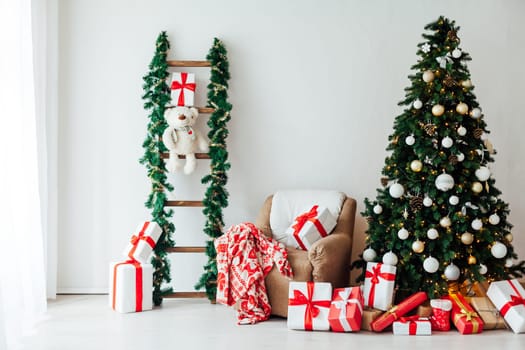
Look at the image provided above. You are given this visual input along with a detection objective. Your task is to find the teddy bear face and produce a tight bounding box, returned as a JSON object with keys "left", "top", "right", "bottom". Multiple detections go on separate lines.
{"left": 164, "top": 106, "right": 199, "bottom": 128}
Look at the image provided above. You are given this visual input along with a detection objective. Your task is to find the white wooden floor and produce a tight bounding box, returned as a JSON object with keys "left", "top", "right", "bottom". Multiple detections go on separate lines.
{"left": 19, "top": 295, "right": 523, "bottom": 350}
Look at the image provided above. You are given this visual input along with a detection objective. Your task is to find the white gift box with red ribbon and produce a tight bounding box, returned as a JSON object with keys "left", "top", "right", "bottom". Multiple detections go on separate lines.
{"left": 287, "top": 282, "right": 332, "bottom": 331}
{"left": 393, "top": 316, "right": 432, "bottom": 335}
{"left": 285, "top": 205, "right": 337, "bottom": 251}
{"left": 487, "top": 279, "right": 525, "bottom": 333}
{"left": 109, "top": 260, "right": 152, "bottom": 313}
{"left": 328, "top": 287, "right": 364, "bottom": 332}
{"left": 123, "top": 221, "right": 162, "bottom": 263}
{"left": 363, "top": 262, "right": 396, "bottom": 311}
{"left": 170, "top": 72, "right": 196, "bottom": 106}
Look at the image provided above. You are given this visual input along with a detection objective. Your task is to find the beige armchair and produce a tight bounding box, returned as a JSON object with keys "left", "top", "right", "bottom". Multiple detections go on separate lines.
{"left": 255, "top": 193, "right": 357, "bottom": 317}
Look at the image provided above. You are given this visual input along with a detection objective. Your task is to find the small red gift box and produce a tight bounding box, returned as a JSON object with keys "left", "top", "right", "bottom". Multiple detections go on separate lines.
{"left": 328, "top": 287, "right": 364, "bottom": 332}
{"left": 370, "top": 291, "right": 427, "bottom": 332}
{"left": 447, "top": 293, "right": 484, "bottom": 334}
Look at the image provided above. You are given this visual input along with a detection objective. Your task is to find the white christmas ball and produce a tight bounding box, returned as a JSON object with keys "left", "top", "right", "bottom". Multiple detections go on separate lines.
{"left": 471, "top": 218, "right": 483, "bottom": 231}
{"left": 440, "top": 216, "right": 452, "bottom": 228}
{"left": 427, "top": 228, "right": 439, "bottom": 240}
{"left": 479, "top": 264, "right": 488, "bottom": 275}
{"left": 452, "top": 48, "right": 462, "bottom": 58}
{"left": 456, "top": 102, "right": 469, "bottom": 115}
{"left": 389, "top": 183, "right": 405, "bottom": 198}
{"left": 405, "top": 135, "right": 415, "bottom": 146}
{"left": 423, "top": 256, "right": 440, "bottom": 273}
{"left": 457, "top": 153, "right": 465, "bottom": 162}
{"left": 444, "top": 263, "right": 461, "bottom": 281}
{"left": 413, "top": 99, "right": 423, "bottom": 109}
{"left": 383, "top": 251, "right": 399, "bottom": 266}
{"left": 423, "top": 196, "right": 433, "bottom": 207}
{"left": 491, "top": 242, "right": 507, "bottom": 259}
{"left": 435, "top": 173, "right": 455, "bottom": 191}
{"left": 489, "top": 213, "right": 501, "bottom": 225}
{"left": 475, "top": 166, "right": 491, "bottom": 181}
{"left": 457, "top": 126, "right": 467, "bottom": 136}
{"left": 363, "top": 247, "right": 377, "bottom": 262}
{"left": 505, "top": 258, "right": 514, "bottom": 268}
{"left": 461, "top": 232, "right": 474, "bottom": 245}
{"left": 422, "top": 70, "right": 435, "bottom": 83}
{"left": 412, "top": 240, "right": 425, "bottom": 253}
{"left": 471, "top": 107, "right": 482, "bottom": 119}
{"left": 398, "top": 228, "right": 409, "bottom": 240}
{"left": 373, "top": 204, "right": 383, "bottom": 214}
{"left": 441, "top": 136, "right": 454, "bottom": 148}
{"left": 449, "top": 195, "right": 459, "bottom": 205}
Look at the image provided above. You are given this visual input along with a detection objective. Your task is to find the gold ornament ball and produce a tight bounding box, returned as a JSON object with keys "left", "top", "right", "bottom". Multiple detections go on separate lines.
{"left": 422, "top": 70, "right": 435, "bottom": 83}
{"left": 472, "top": 181, "right": 483, "bottom": 193}
{"left": 432, "top": 104, "right": 445, "bottom": 117}
{"left": 410, "top": 160, "right": 423, "bottom": 172}
{"left": 505, "top": 233, "right": 514, "bottom": 242}
{"left": 456, "top": 102, "right": 469, "bottom": 115}
{"left": 461, "top": 232, "right": 474, "bottom": 245}
{"left": 412, "top": 240, "right": 425, "bottom": 253}
{"left": 468, "top": 255, "right": 477, "bottom": 265}
{"left": 461, "top": 79, "right": 473, "bottom": 88}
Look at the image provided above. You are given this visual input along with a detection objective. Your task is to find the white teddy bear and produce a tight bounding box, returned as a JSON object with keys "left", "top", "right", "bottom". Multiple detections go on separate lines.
{"left": 162, "top": 106, "right": 209, "bottom": 174}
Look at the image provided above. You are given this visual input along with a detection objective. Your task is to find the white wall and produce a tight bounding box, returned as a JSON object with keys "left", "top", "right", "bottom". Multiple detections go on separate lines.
{"left": 57, "top": 0, "right": 525, "bottom": 292}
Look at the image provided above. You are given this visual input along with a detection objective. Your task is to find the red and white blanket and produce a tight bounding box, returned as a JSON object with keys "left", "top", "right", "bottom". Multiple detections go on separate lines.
{"left": 215, "top": 222, "right": 293, "bottom": 324}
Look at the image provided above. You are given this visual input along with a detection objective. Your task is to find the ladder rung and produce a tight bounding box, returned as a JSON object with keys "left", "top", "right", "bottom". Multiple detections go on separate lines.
{"left": 160, "top": 153, "right": 210, "bottom": 160}
{"left": 167, "top": 246, "right": 206, "bottom": 253}
{"left": 167, "top": 60, "right": 211, "bottom": 67}
{"left": 163, "top": 292, "right": 207, "bottom": 299}
{"left": 197, "top": 107, "right": 215, "bottom": 114}
{"left": 165, "top": 200, "right": 204, "bottom": 207}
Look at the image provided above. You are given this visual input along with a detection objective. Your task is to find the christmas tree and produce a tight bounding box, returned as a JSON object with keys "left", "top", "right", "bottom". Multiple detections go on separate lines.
{"left": 361, "top": 16, "right": 524, "bottom": 298}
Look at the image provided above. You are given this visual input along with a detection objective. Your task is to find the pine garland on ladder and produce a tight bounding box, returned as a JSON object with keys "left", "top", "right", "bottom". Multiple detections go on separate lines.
{"left": 195, "top": 38, "right": 232, "bottom": 301}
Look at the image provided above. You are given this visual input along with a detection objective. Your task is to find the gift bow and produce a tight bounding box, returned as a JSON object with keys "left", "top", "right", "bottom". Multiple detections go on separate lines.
{"left": 459, "top": 309, "right": 479, "bottom": 322}
{"left": 128, "top": 222, "right": 156, "bottom": 259}
{"left": 365, "top": 263, "right": 396, "bottom": 307}
{"left": 331, "top": 289, "right": 363, "bottom": 331}
{"left": 170, "top": 72, "right": 196, "bottom": 106}
{"left": 289, "top": 282, "right": 331, "bottom": 331}
{"left": 500, "top": 280, "right": 525, "bottom": 317}
{"left": 291, "top": 205, "right": 327, "bottom": 250}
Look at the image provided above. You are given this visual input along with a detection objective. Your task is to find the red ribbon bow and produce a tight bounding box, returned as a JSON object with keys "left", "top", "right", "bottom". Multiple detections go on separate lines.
{"left": 292, "top": 205, "right": 327, "bottom": 250}
{"left": 399, "top": 315, "right": 422, "bottom": 335}
{"left": 170, "top": 72, "right": 196, "bottom": 106}
{"left": 365, "top": 263, "right": 396, "bottom": 307}
{"left": 500, "top": 280, "right": 525, "bottom": 317}
{"left": 128, "top": 222, "right": 156, "bottom": 259}
{"left": 289, "top": 282, "right": 331, "bottom": 331}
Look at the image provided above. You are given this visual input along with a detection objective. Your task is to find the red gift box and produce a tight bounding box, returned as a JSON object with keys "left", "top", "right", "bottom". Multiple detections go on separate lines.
{"left": 370, "top": 291, "right": 428, "bottom": 332}
{"left": 328, "top": 287, "right": 364, "bottom": 332}
{"left": 447, "top": 293, "right": 484, "bottom": 334}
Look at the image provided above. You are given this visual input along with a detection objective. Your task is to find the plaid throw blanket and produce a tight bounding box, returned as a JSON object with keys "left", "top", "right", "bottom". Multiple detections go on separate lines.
{"left": 215, "top": 222, "right": 293, "bottom": 324}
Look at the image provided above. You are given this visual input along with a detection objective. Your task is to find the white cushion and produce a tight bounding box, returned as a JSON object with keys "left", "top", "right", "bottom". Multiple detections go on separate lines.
{"left": 269, "top": 190, "right": 345, "bottom": 245}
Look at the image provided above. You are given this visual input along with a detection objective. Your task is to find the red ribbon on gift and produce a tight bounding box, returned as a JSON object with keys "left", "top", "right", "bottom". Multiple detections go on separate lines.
{"left": 289, "top": 282, "right": 331, "bottom": 331}
{"left": 112, "top": 260, "right": 143, "bottom": 312}
{"left": 365, "top": 263, "right": 396, "bottom": 307}
{"left": 128, "top": 222, "right": 156, "bottom": 260}
{"left": 170, "top": 72, "right": 196, "bottom": 106}
{"left": 399, "top": 315, "right": 422, "bottom": 335}
{"left": 500, "top": 280, "right": 525, "bottom": 317}
{"left": 291, "top": 205, "right": 327, "bottom": 250}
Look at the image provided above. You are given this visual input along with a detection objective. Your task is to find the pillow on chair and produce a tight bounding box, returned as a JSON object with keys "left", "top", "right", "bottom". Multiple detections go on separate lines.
{"left": 269, "top": 190, "right": 345, "bottom": 245}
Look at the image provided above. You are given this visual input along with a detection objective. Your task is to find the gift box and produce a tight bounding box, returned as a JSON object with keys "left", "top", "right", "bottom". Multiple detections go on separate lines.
{"left": 447, "top": 293, "right": 484, "bottom": 334}
{"left": 487, "top": 279, "right": 525, "bottom": 333}
{"left": 461, "top": 279, "right": 490, "bottom": 297}
{"left": 123, "top": 221, "right": 162, "bottom": 263}
{"left": 363, "top": 262, "right": 396, "bottom": 311}
{"left": 285, "top": 205, "right": 336, "bottom": 251}
{"left": 469, "top": 297, "right": 507, "bottom": 330}
{"left": 170, "top": 72, "right": 196, "bottom": 106}
{"left": 370, "top": 291, "right": 427, "bottom": 332}
{"left": 361, "top": 308, "right": 383, "bottom": 331}
{"left": 416, "top": 300, "right": 433, "bottom": 318}
{"left": 328, "top": 287, "right": 364, "bottom": 332}
{"left": 393, "top": 316, "right": 432, "bottom": 335}
{"left": 288, "top": 281, "right": 332, "bottom": 331}
{"left": 109, "top": 260, "right": 152, "bottom": 313}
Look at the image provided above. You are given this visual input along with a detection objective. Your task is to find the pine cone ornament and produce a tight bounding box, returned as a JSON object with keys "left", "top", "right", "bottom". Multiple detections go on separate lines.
{"left": 447, "top": 30, "right": 460, "bottom": 42}
{"left": 473, "top": 128, "right": 483, "bottom": 139}
{"left": 366, "top": 216, "right": 374, "bottom": 223}
{"left": 448, "top": 154, "right": 458, "bottom": 165}
{"left": 443, "top": 75, "right": 457, "bottom": 87}
{"left": 423, "top": 123, "right": 437, "bottom": 136}
{"left": 410, "top": 196, "right": 423, "bottom": 212}
{"left": 380, "top": 177, "right": 389, "bottom": 187}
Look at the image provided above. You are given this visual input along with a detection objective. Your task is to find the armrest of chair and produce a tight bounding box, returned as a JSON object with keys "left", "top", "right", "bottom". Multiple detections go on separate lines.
{"left": 308, "top": 232, "right": 352, "bottom": 288}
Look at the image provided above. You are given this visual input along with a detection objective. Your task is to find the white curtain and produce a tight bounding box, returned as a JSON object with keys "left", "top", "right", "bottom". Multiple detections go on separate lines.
{"left": 0, "top": 0, "right": 49, "bottom": 348}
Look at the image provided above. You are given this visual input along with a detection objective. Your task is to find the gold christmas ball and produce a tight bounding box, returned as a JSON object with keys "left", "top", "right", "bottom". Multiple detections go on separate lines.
{"left": 432, "top": 104, "right": 445, "bottom": 116}
{"left": 435, "top": 70, "right": 442, "bottom": 77}
{"left": 461, "top": 232, "right": 474, "bottom": 245}
{"left": 461, "top": 79, "right": 473, "bottom": 88}
{"left": 422, "top": 70, "right": 435, "bottom": 83}
{"left": 456, "top": 102, "right": 469, "bottom": 115}
{"left": 505, "top": 233, "right": 514, "bottom": 242}
{"left": 468, "top": 255, "right": 477, "bottom": 265}
{"left": 410, "top": 160, "right": 423, "bottom": 172}
{"left": 472, "top": 181, "right": 483, "bottom": 193}
{"left": 412, "top": 240, "right": 425, "bottom": 253}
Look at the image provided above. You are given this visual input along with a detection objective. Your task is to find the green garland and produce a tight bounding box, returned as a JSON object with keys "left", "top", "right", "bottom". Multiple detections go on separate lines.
{"left": 195, "top": 38, "right": 232, "bottom": 301}
{"left": 140, "top": 31, "right": 175, "bottom": 306}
